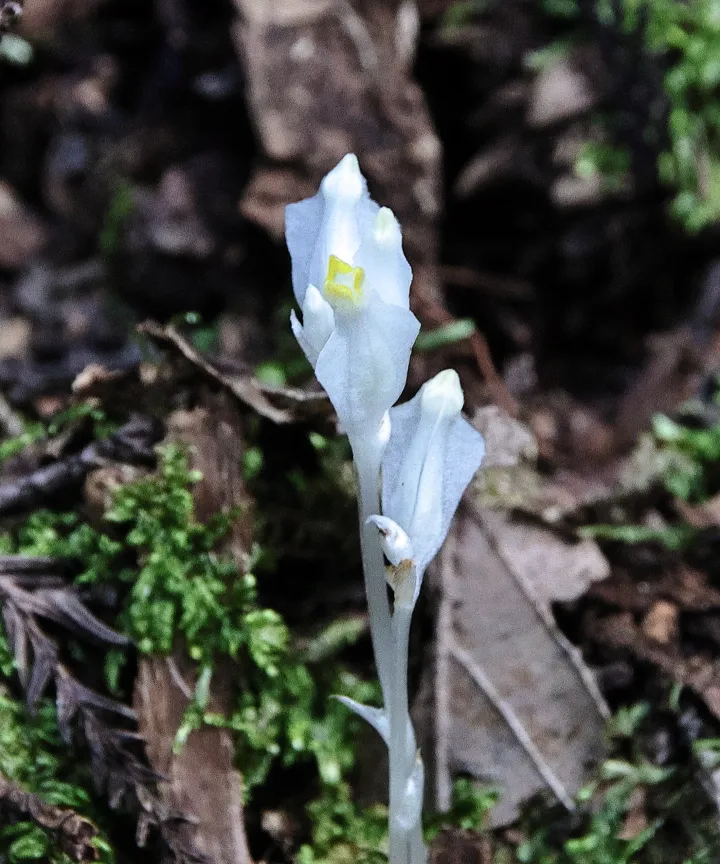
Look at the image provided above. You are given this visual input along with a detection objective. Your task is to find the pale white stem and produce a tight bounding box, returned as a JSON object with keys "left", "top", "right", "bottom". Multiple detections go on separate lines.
{"left": 350, "top": 432, "right": 393, "bottom": 701}
{"left": 389, "top": 605, "right": 426, "bottom": 864}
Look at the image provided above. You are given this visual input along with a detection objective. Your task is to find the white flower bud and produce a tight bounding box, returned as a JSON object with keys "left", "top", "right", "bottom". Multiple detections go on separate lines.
{"left": 285, "top": 155, "right": 420, "bottom": 433}
{"left": 420, "top": 368, "right": 464, "bottom": 417}
{"left": 380, "top": 369, "right": 485, "bottom": 603}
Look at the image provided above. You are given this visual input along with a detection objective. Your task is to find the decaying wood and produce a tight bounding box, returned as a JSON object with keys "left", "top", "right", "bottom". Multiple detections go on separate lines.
{"left": 133, "top": 390, "right": 253, "bottom": 864}
{"left": 0, "top": 772, "right": 98, "bottom": 862}
{"left": 232, "top": 0, "right": 441, "bottom": 255}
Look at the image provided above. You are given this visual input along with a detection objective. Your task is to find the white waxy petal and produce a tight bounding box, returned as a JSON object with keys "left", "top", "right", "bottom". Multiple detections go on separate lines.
{"left": 320, "top": 153, "right": 364, "bottom": 199}
{"left": 382, "top": 370, "right": 485, "bottom": 586}
{"left": 299, "top": 284, "right": 335, "bottom": 366}
{"left": 286, "top": 154, "right": 375, "bottom": 308}
{"left": 355, "top": 206, "right": 412, "bottom": 309}
{"left": 420, "top": 368, "right": 464, "bottom": 416}
{"left": 286, "top": 154, "right": 419, "bottom": 434}
{"left": 289, "top": 309, "right": 313, "bottom": 365}
{"left": 315, "top": 156, "right": 365, "bottom": 292}
{"left": 285, "top": 193, "right": 323, "bottom": 308}
{"left": 315, "top": 297, "right": 420, "bottom": 433}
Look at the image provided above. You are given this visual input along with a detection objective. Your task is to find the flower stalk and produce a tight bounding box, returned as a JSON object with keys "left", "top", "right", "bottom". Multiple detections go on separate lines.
{"left": 286, "top": 155, "right": 485, "bottom": 864}
{"left": 350, "top": 429, "right": 393, "bottom": 701}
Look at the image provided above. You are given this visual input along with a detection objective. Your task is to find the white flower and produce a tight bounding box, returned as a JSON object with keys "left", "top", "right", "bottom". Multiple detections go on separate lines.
{"left": 286, "top": 154, "right": 420, "bottom": 433}
{"left": 374, "top": 369, "right": 485, "bottom": 606}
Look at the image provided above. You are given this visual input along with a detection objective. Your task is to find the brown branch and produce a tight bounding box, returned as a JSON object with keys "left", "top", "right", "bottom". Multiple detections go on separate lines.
{"left": 0, "top": 772, "right": 98, "bottom": 863}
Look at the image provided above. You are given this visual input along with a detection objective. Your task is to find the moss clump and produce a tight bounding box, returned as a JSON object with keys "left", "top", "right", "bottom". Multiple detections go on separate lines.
{"left": 0, "top": 443, "right": 379, "bottom": 806}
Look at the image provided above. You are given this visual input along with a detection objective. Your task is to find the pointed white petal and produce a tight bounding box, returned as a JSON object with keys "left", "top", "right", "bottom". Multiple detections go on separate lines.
{"left": 421, "top": 368, "right": 464, "bottom": 416}
{"left": 335, "top": 695, "right": 389, "bottom": 745}
{"left": 356, "top": 206, "right": 412, "bottom": 309}
{"left": 382, "top": 371, "right": 485, "bottom": 580}
{"left": 315, "top": 299, "right": 420, "bottom": 433}
{"left": 286, "top": 193, "right": 324, "bottom": 307}
{"left": 290, "top": 309, "right": 321, "bottom": 370}
{"left": 313, "top": 155, "right": 376, "bottom": 297}
{"left": 297, "top": 284, "right": 334, "bottom": 365}
{"left": 286, "top": 155, "right": 374, "bottom": 307}
{"left": 320, "top": 153, "right": 364, "bottom": 199}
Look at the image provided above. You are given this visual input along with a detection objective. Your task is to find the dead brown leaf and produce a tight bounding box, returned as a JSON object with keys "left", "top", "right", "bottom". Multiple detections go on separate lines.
{"left": 588, "top": 611, "right": 720, "bottom": 722}
{"left": 415, "top": 496, "right": 609, "bottom": 826}
{"left": 413, "top": 406, "right": 609, "bottom": 824}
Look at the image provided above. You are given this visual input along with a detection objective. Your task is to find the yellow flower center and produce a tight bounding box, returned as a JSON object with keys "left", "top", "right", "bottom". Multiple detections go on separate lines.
{"left": 324, "top": 254, "right": 365, "bottom": 307}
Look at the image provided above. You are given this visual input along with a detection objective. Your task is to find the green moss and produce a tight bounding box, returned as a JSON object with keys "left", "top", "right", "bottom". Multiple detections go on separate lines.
{"left": 514, "top": 702, "right": 720, "bottom": 864}
{"left": 0, "top": 443, "right": 377, "bottom": 803}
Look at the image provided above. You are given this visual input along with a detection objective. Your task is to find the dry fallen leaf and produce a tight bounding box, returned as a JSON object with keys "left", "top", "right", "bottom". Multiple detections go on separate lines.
{"left": 415, "top": 409, "right": 610, "bottom": 825}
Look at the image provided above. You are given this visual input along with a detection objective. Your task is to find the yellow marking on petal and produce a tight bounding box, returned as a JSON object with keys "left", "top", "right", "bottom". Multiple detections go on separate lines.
{"left": 324, "top": 254, "right": 365, "bottom": 306}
